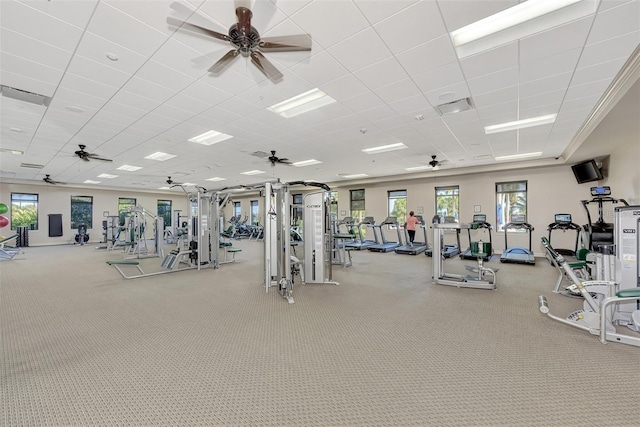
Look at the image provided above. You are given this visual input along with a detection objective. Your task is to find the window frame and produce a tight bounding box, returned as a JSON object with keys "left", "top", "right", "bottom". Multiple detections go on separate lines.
{"left": 10, "top": 192, "right": 39, "bottom": 230}
{"left": 435, "top": 186, "right": 460, "bottom": 222}
{"left": 495, "top": 181, "right": 528, "bottom": 233}
{"left": 250, "top": 200, "right": 259, "bottom": 225}
{"left": 349, "top": 189, "right": 365, "bottom": 223}
{"left": 387, "top": 190, "right": 407, "bottom": 229}
{"left": 118, "top": 197, "right": 137, "bottom": 226}
{"left": 157, "top": 199, "right": 172, "bottom": 227}
{"left": 233, "top": 201, "right": 241, "bottom": 219}
{"left": 70, "top": 195, "right": 93, "bottom": 229}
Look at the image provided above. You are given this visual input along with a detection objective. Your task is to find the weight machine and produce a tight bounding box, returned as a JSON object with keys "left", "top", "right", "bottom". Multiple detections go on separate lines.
{"left": 432, "top": 222, "right": 497, "bottom": 290}
{"left": 581, "top": 186, "right": 628, "bottom": 252}
{"left": 263, "top": 180, "right": 337, "bottom": 304}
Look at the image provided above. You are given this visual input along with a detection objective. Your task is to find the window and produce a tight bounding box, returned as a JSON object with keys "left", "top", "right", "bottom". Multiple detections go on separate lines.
{"left": 496, "top": 181, "right": 527, "bottom": 232}
{"left": 11, "top": 193, "right": 38, "bottom": 230}
{"left": 233, "top": 201, "right": 241, "bottom": 219}
{"left": 71, "top": 196, "right": 93, "bottom": 229}
{"left": 118, "top": 198, "right": 136, "bottom": 226}
{"left": 328, "top": 191, "right": 338, "bottom": 219}
{"left": 435, "top": 186, "right": 459, "bottom": 222}
{"left": 350, "top": 189, "right": 365, "bottom": 223}
{"left": 157, "top": 200, "right": 172, "bottom": 227}
{"left": 250, "top": 200, "right": 259, "bottom": 225}
{"left": 292, "top": 194, "right": 303, "bottom": 226}
{"left": 388, "top": 190, "right": 407, "bottom": 227}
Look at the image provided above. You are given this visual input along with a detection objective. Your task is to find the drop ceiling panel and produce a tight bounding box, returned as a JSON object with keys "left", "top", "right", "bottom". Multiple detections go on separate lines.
{"left": 354, "top": 0, "right": 417, "bottom": 25}
{"left": 1, "top": 1, "right": 85, "bottom": 52}
{"left": 122, "top": 76, "right": 177, "bottom": 103}
{"left": 459, "top": 43, "right": 518, "bottom": 80}
{"left": 66, "top": 55, "right": 133, "bottom": 88}
{"left": 422, "top": 81, "right": 471, "bottom": 108}
{"left": 437, "top": 0, "right": 517, "bottom": 33}
{"left": 289, "top": 51, "right": 349, "bottom": 86}
{"left": 372, "top": 1, "right": 446, "bottom": 54}
{"left": 588, "top": 0, "right": 640, "bottom": 43}
{"left": 571, "top": 57, "right": 627, "bottom": 86}
{"left": 148, "top": 38, "right": 211, "bottom": 79}
{"left": 1, "top": 28, "right": 73, "bottom": 71}
{"left": 395, "top": 35, "right": 458, "bottom": 76}
{"left": 472, "top": 86, "right": 518, "bottom": 110}
{"left": 388, "top": 94, "right": 431, "bottom": 116}
{"left": 322, "top": 75, "right": 369, "bottom": 102}
{"left": 76, "top": 33, "right": 150, "bottom": 77}
{"left": 373, "top": 78, "right": 420, "bottom": 104}
{"left": 352, "top": 58, "right": 408, "bottom": 90}
{"left": 519, "top": 17, "right": 593, "bottom": 64}
{"left": 467, "top": 67, "right": 518, "bottom": 96}
{"left": 519, "top": 49, "right": 582, "bottom": 84}
{"left": 413, "top": 61, "right": 466, "bottom": 95}
{"left": 519, "top": 72, "right": 572, "bottom": 99}
{"left": 88, "top": 2, "right": 168, "bottom": 57}
{"left": 579, "top": 31, "right": 640, "bottom": 69}
{"left": 327, "top": 28, "right": 392, "bottom": 73}
{"left": 290, "top": 1, "right": 370, "bottom": 49}
{"left": 1, "top": 52, "right": 66, "bottom": 88}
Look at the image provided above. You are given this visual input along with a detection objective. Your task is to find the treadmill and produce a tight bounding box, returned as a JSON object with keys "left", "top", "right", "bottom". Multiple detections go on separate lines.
{"left": 427, "top": 216, "right": 461, "bottom": 258}
{"left": 368, "top": 217, "right": 402, "bottom": 253}
{"left": 547, "top": 213, "right": 580, "bottom": 257}
{"left": 500, "top": 214, "right": 535, "bottom": 265}
{"left": 395, "top": 215, "right": 427, "bottom": 255}
{"left": 459, "top": 214, "right": 493, "bottom": 261}
{"left": 344, "top": 217, "right": 379, "bottom": 250}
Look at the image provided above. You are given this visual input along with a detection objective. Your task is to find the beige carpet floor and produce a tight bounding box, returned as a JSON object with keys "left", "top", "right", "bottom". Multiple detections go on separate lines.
{"left": 1, "top": 240, "right": 639, "bottom": 426}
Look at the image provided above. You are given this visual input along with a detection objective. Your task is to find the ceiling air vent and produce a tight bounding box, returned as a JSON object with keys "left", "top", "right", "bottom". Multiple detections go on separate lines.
{"left": 1, "top": 85, "right": 51, "bottom": 107}
{"left": 435, "top": 97, "right": 473, "bottom": 116}
{"left": 20, "top": 163, "right": 44, "bottom": 169}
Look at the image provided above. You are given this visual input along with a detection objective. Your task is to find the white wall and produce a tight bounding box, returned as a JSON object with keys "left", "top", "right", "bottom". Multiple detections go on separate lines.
{"left": 0, "top": 182, "right": 189, "bottom": 246}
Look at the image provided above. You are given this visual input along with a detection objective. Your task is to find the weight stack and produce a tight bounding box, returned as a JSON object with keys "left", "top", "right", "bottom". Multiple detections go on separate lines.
{"left": 16, "top": 226, "right": 29, "bottom": 247}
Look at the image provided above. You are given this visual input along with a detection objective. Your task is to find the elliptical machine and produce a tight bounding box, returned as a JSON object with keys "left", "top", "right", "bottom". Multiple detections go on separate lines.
{"left": 581, "top": 186, "right": 628, "bottom": 252}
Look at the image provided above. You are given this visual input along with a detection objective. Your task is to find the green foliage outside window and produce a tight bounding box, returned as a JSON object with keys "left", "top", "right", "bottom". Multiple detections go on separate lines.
{"left": 11, "top": 193, "right": 38, "bottom": 230}
{"left": 157, "top": 200, "right": 172, "bottom": 227}
{"left": 71, "top": 196, "right": 93, "bottom": 229}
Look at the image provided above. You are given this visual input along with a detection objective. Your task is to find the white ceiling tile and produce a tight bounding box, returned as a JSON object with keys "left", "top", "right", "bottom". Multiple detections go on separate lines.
{"left": 19, "top": 0, "right": 99, "bottom": 27}
{"left": 1, "top": 52, "right": 65, "bottom": 88}
{"left": 373, "top": 78, "right": 420, "bottom": 104}
{"left": 289, "top": 50, "right": 348, "bottom": 86}
{"left": 164, "top": 92, "right": 210, "bottom": 115}
{"left": 108, "top": 90, "right": 162, "bottom": 113}
{"left": 519, "top": 16, "right": 593, "bottom": 63}
{"left": 352, "top": 58, "right": 408, "bottom": 90}
{"left": 565, "top": 79, "right": 612, "bottom": 102}
{"left": 388, "top": 94, "right": 431, "bottom": 116}
{"left": 572, "top": 57, "right": 627, "bottom": 86}
{"left": 372, "top": 1, "right": 446, "bottom": 54}
{"left": 1, "top": 28, "right": 72, "bottom": 71}
{"left": 105, "top": 0, "right": 175, "bottom": 35}
{"left": 519, "top": 48, "right": 582, "bottom": 83}
{"left": 60, "top": 73, "right": 119, "bottom": 100}
{"left": 88, "top": 1, "right": 168, "bottom": 57}
{"left": 322, "top": 74, "right": 369, "bottom": 102}
{"left": 75, "top": 32, "right": 149, "bottom": 75}
{"left": 413, "top": 61, "right": 465, "bottom": 95}
{"left": 327, "top": 28, "right": 392, "bottom": 73}
{"left": 467, "top": 67, "right": 518, "bottom": 96}
{"left": 51, "top": 86, "right": 109, "bottom": 110}
{"left": 519, "top": 89, "right": 565, "bottom": 112}
{"left": 459, "top": 43, "right": 518, "bottom": 79}
{"left": 579, "top": 30, "right": 640, "bottom": 69}
{"left": 291, "top": 0, "right": 370, "bottom": 49}
{"left": 472, "top": 86, "right": 518, "bottom": 110}
{"left": 66, "top": 55, "right": 133, "bottom": 88}
{"left": 354, "top": 0, "right": 418, "bottom": 25}
{"left": 396, "top": 35, "right": 458, "bottom": 76}
{"left": 519, "top": 72, "right": 572, "bottom": 99}
{"left": 1, "top": 1, "right": 85, "bottom": 51}
{"left": 588, "top": 0, "right": 640, "bottom": 43}
{"left": 148, "top": 38, "right": 212, "bottom": 80}
{"left": 122, "top": 76, "right": 177, "bottom": 103}
{"left": 343, "top": 92, "right": 385, "bottom": 113}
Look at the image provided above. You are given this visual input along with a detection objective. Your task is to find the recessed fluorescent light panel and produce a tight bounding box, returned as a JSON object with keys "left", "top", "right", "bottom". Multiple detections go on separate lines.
{"left": 0, "top": 148, "right": 24, "bottom": 155}
{"left": 240, "top": 170, "right": 266, "bottom": 176}
{"left": 181, "top": 182, "right": 196, "bottom": 186}
{"left": 188, "top": 130, "right": 233, "bottom": 146}
{"left": 206, "top": 177, "right": 226, "bottom": 182}
{"left": 267, "top": 88, "right": 336, "bottom": 118}
{"left": 158, "top": 186, "right": 171, "bottom": 190}
{"left": 405, "top": 166, "right": 432, "bottom": 172}
{"left": 450, "top": 0, "right": 597, "bottom": 58}
{"left": 495, "top": 152, "right": 542, "bottom": 161}
{"left": 362, "top": 143, "right": 407, "bottom": 154}
{"left": 84, "top": 180, "right": 101, "bottom": 184}
{"left": 145, "top": 152, "right": 176, "bottom": 161}
{"left": 484, "top": 114, "right": 557, "bottom": 134}
{"left": 292, "top": 159, "right": 322, "bottom": 167}
{"left": 97, "top": 173, "right": 118, "bottom": 179}
{"left": 116, "top": 165, "right": 142, "bottom": 171}
{"left": 340, "top": 173, "right": 369, "bottom": 179}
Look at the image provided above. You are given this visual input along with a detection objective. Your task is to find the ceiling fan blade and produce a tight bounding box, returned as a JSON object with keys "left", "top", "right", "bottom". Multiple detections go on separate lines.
{"left": 259, "top": 34, "right": 312, "bottom": 51}
{"left": 86, "top": 154, "right": 113, "bottom": 162}
{"left": 208, "top": 49, "right": 241, "bottom": 73}
{"left": 80, "top": 156, "right": 90, "bottom": 162}
{"left": 235, "top": 7, "right": 253, "bottom": 37}
{"left": 250, "top": 51, "right": 283, "bottom": 81}
{"left": 167, "top": 17, "right": 230, "bottom": 42}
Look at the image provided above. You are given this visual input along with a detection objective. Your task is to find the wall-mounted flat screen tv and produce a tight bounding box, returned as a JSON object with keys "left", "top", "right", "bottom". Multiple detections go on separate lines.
{"left": 571, "top": 159, "right": 603, "bottom": 184}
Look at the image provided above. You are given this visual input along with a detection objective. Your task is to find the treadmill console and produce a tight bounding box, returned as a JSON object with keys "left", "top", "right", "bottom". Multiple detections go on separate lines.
{"left": 554, "top": 213, "right": 572, "bottom": 224}
{"left": 511, "top": 214, "right": 526, "bottom": 223}
{"left": 590, "top": 186, "right": 611, "bottom": 196}
{"left": 473, "top": 214, "right": 486, "bottom": 223}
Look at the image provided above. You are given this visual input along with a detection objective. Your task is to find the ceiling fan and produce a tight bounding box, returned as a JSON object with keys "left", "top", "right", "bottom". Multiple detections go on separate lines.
{"left": 267, "top": 150, "right": 291, "bottom": 167}
{"left": 74, "top": 145, "right": 113, "bottom": 162}
{"left": 429, "top": 155, "right": 446, "bottom": 168}
{"left": 166, "top": 176, "right": 183, "bottom": 186}
{"left": 42, "top": 174, "right": 66, "bottom": 185}
{"left": 167, "top": 1, "right": 312, "bottom": 81}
